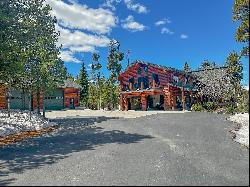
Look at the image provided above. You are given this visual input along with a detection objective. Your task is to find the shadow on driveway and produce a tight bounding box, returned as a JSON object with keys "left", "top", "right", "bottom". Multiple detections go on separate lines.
{"left": 0, "top": 116, "right": 153, "bottom": 186}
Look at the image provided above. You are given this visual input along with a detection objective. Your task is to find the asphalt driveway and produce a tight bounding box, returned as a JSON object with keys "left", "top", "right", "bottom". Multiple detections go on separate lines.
{"left": 0, "top": 112, "right": 249, "bottom": 186}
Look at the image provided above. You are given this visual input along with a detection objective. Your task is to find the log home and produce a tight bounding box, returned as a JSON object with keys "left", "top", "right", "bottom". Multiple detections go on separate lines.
{"left": 118, "top": 60, "right": 196, "bottom": 111}
{"left": 0, "top": 80, "right": 81, "bottom": 110}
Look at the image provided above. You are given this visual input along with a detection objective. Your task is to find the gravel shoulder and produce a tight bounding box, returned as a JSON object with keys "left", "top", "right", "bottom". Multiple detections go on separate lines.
{"left": 0, "top": 112, "right": 249, "bottom": 186}
{"left": 228, "top": 113, "right": 249, "bottom": 148}
{"left": 45, "top": 109, "right": 187, "bottom": 119}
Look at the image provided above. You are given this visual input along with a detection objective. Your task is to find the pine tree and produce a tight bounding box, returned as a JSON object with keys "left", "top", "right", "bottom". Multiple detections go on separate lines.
{"left": 92, "top": 53, "right": 102, "bottom": 109}
{"left": 87, "top": 82, "right": 98, "bottom": 110}
{"left": 226, "top": 51, "right": 243, "bottom": 103}
{"left": 184, "top": 62, "right": 191, "bottom": 74}
{"left": 199, "top": 60, "right": 217, "bottom": 70}
{"left": 78, "top": 61, "right": 89, "bottom": 107}
{"left": 107, "top": 40, "right": 124, "bottom": 81}
{"left": 233, "top": 0, "right": 249, "bottom": 57}
{"left": 1, "top": 0, "right": 67, "bottom": 116}
{"left": 107, "top": 40, "right": 124, "bottom": 109}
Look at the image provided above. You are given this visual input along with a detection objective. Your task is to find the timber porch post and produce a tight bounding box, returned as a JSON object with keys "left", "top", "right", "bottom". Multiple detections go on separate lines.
{"left": 171, "top": 92, "right": 176, "bottom": 111}
{"left": 141, "top": 94, "right": 147, "bottom": 111}
{"left": 190, "top": 90, "right": 193, "bottom": 106}
{"left": 182, "top": 87, "right": 185, "bottom": 111}
{"left": 120, "top": 94, "right": 124, "bottom": 111}
{"left": 124, "top": 95, "right": 128, "bottom": 111}
{"left": 163, "top": 85, "right": 171, "bottom": 111}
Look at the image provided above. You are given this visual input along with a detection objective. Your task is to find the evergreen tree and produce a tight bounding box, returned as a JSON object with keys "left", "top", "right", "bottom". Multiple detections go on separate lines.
{"left": 0, "top": 0, "right": 25, "bottom": 117}
{"left": 107, "top": 40, "right": 124, "bottom": 109}
{"left": 78, "top": 61, "right": 89, "bottom": 107}
{"left": 21, "top": 0, "right": 66, "bottom": 115}
{"left": 184, "top": 62, "right": 191, "bottom": 74}
{"left": 199, "top": 60, "right": 217, "bottom": 70}
{"left": 92, "top": 53, "right": 102, "bottom": 109}
{"left": 233, "top": 0, "right": 249, "bottom": 57}
{"left": 226, "top": 51, "right": 243, "bottom": 103}
{"left": 102, "top": 78, "right": 119, "bottom": 110}
{"left": 107, "top": 40, "right": 124, "bottom": 81}
{"left": 87, "top": 82, "right": 98, "bottom": 110}
{"left": 1, "top": 0, "right": 66, "bottom": 116}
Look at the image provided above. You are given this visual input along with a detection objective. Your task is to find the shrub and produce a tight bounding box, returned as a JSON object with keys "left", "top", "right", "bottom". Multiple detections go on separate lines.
{"left": 191, "top": 103, "right": 203, "bottom": 112}
{"left": 226, "top": 105, "right": 237, "bottom": 114}
{"left": 204, "top": 101, "right": 219, "bottom": 112}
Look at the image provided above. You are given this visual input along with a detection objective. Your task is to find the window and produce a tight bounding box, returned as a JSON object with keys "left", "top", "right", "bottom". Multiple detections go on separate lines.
{"left": 143, "top": 76, "right": 149, "bottom": 89}
{"left": 137, "top": 77, "right": 143, "bottom": 89}
{"left": 129, "top": 77, "right": 135, "bottom": 84}
{"left": 137, "top": 68, "right": 142, "bottom": 74}
{"left": 152, "top": 73, "right": 160, "bottom": 84}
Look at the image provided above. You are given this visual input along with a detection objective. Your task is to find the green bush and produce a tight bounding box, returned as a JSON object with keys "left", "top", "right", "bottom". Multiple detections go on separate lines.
{"left": 204, "top": 101, "right": 219, "bottom": 112}
{"left": 226, "top": 105, "right": 237, "bottom": 114}
{"left": 191, "top": 103, "right": 203, "bottom": 112}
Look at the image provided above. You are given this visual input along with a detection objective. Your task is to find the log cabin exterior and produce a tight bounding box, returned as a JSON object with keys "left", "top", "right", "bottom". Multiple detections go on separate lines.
{"left": 118, "top": 61, "right": 196, "bottom": 111}
{"left": 0, "top": 80, "right": 80, "bottom": 110}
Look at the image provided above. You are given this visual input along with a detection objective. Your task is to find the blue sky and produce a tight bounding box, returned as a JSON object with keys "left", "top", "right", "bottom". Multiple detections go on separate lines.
{"left": 47, "top": 0, "right": 249, "bottom": 87}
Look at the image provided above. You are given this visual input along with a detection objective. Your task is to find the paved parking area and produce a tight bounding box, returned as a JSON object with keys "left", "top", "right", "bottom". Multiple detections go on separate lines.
{"left": 0, "top": 112, "right": 249, "bottom": 186}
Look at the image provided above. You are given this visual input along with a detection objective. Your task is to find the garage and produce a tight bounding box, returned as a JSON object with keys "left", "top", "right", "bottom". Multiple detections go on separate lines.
{"left": 8, "top": 90, "right": 30, "bottom": 110}
{"left": 44, "top": 89, "right": 64, "bottom": 110}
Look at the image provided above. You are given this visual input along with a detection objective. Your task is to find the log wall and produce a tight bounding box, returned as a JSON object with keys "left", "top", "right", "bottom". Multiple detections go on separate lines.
{"left": 119, "top": 63, "right": 193, "bottom": 90}
{"left": 0, "top": 85, "right": 6, "bottom": 109}
{"left": 0, "top": 85, "right": 81, "bottom": 110}
{"left": 64, "top": 88, "right": 80, "bottom": 108}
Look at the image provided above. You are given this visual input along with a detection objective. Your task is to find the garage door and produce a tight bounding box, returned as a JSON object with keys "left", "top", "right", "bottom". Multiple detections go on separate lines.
{"left": 44, "top": 89, "right": 64, "bottom": 110}
{"left": 7, "top": 90, "right": 30, "bottom": 110}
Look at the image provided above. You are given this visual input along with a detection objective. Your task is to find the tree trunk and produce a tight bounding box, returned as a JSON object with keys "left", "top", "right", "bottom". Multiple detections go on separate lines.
{"left": 29, "top": 92, "right": 32, "bottom": 120}
{"left": 7, "top": 90, "right": 10, "bottom": 118}
{"left": 42, "top": 92, "right": 45, "bottom": 118}
{"left": 21, "top": 89, "right": 25, "bottom": 110}
{"left": 37, "top": 91, "right": 40, "bottom": 114}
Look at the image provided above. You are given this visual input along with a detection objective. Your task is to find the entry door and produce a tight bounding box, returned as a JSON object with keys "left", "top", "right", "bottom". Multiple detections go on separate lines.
{"left": 127, "top": 98, "right": 131, "bottom": 110}
{"left": 70, "top": 98, "right": 75, "bottom": 109}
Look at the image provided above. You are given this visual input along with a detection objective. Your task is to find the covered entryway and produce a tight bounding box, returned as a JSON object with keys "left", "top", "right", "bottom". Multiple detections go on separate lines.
{"left": 146, "top": 95, "right": 165, "bottom": 110}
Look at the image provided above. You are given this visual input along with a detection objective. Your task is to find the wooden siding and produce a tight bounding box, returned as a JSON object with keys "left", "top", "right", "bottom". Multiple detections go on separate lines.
{"left": 0, "top": 85, "right": 6, "bottom": 109}
{"left": 32, "top": 93, "right": 44, "bottom": 109}
{"left": 118, "top": 62, "right": 195, "bottom": 111}
{"left": 119, "top": 63, "right": 193, "bottom": 90}
{"left": 0, "top": 85, "right": 80, "bottom": 110}
{"left": 64, "top": 88, "right": 80, "bottom": 108}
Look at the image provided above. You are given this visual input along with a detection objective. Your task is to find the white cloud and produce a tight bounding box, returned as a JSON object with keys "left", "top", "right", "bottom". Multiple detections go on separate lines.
{"left": 180, "top": 34, "right": 188, "bottom": 39}
{"left": 45, "top": 0, "right": 115, "bottom": 63}
{"left": 101, "top": 0, "right": 122, "bottom": 11}
{"left": 161, "top": 27, "right": 174, "bottom": 35}
{"left": 124, "top": 0, "right": 148, "bottom": 14}
{"left": 55, "top": 25, "right": 110, "bottom": 63}
{"left": 47, "top": 0, "right": 117, "bottom": 34}
{"left": 121, "top": 15, "right": 146, "bottom": 32}
{"left": 59, "top": 50, "right": 81, "bottom": 63}
{"left": 155, "top": 18, "right": 171, "bottom": 26}
{"left": 57, "top": 25, "right": 110, "bottom": 51}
